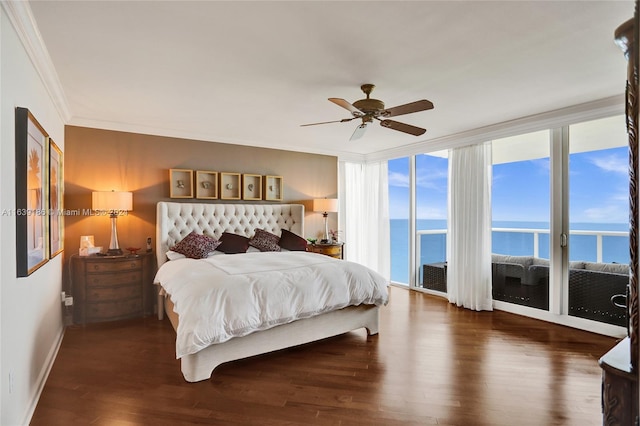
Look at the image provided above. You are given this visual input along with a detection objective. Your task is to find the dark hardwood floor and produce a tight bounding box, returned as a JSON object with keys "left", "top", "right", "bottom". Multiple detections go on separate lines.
{"left": 31, "top": 286, "right": 616, "bottom": 425}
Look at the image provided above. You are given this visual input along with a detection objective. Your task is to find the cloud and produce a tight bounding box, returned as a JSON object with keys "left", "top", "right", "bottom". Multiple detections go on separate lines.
{"left": 580, "top": 204, "right": 627, "bottom": 223}
{"left": 388, "top": 171, "right": 409, "bottom": 187}
{"left": 416, "top": 205, "right": 447, "bottom": 220}
{"left": 610, "top": 189, "right": 628, "bottom": 203}
{"left": 492, "top": 171, "right": 506, "bottom": 184}
{"left": 416, "top": 167, "right": 448, "bottom": 190}
{"left": 590, "top": 154, "right": 627, "bottom": 174}
{"left": 531, "top": 158, "right": 550, "bottom": 173}
{"left": 388, "top": 167, "right": 448, "bottom": 190}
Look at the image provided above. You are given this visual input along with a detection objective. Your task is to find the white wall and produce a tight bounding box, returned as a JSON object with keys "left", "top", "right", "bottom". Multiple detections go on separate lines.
{"left": 1, "top": 6, "right": 65, "bottom": 425}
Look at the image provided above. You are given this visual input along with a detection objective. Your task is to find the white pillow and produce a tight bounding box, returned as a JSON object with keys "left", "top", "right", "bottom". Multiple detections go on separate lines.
{"left": 166, "top": 250, "right": 186, "bottom": 260}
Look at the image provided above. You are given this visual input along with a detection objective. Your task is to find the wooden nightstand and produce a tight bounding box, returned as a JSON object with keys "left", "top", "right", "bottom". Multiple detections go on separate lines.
{"left": 308, "top": 242, "right": 344, "bottom": 259}
{"left": 71, "top": 252, "right": 155, "bottom": 325}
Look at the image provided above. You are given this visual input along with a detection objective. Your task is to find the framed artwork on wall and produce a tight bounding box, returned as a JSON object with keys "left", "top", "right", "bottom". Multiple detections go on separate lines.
{"left": 48, "top": 138, "right": 63, "bottom": 258}
{"left": 242, "top": 174, "right": 262, "bottom": 200}
{"left": 220, "top": 172, "right": 241, "bottom": 200}
{"left": 169, "top": 169, "right": 194, "bottom": 198}
{"left": 264, "top": 175, "right": 283, "bottom": 201}
{"left": 196, "top": 170, "right": 218, "bottom": 199}
{"left": 15, "top": 107, "right": 49, "bottom": 276}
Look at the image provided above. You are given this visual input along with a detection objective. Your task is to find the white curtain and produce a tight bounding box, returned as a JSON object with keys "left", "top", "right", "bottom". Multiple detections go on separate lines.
{"left": 447, "top": 142, "right": 493, "bottom": 311}
{"left": 339, "top": 161, "right": 390, "bottom": 280}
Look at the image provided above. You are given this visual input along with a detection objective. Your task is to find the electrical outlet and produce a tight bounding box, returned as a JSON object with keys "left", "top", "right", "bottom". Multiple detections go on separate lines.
{"left": 60, "top": 291, "right": 66, "bottom": 303}
{"left": 64, "top": 296, "right": 73, "bottom": 307}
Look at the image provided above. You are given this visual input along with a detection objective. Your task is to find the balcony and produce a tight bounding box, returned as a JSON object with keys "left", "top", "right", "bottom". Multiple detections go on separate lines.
{"left": 418, "top": 227, "right": 629, "bottom": 326}
{"left": 418, "top": 227, "right": 629, "bottom": 266}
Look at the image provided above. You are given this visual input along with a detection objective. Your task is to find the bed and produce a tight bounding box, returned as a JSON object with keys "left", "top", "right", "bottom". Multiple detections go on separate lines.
{"left": 154, "top": 201, "right": 389, "bottom": 382}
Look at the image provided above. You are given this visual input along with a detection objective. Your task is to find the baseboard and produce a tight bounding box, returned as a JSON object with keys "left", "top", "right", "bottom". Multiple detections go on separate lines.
{"left": 21, "top": 325, "right": 65, "bottom": 425}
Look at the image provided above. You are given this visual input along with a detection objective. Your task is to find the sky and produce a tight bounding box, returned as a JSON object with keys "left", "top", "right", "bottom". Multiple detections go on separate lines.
{"left": 388, "top": 145, "right": 629, "bottom": 225}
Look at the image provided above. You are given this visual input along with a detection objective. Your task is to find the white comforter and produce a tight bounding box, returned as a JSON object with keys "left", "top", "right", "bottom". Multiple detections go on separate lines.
{"left": 154, "top": 251, "right": 389, "bottom": 358}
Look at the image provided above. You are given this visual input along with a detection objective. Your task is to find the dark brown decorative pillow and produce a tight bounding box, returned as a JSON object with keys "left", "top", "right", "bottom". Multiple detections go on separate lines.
{"left": 170, "top": 231, "right": 221, "bottom": 259}
{"left": 279, "top": 229, "right": 307, "bottom": 251}
{"left": 249, "top": 229, "right": 281, "bottom": 252}
{"left": 217, "top": 232, "right": 250, "bottom": 254}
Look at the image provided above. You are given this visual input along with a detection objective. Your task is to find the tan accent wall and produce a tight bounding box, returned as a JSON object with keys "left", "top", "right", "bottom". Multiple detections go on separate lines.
{"left": 63, "top": 126, "right": 337, "bottom": 284}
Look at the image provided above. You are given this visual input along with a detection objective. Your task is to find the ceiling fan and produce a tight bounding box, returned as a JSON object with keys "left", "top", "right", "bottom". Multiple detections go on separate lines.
{"left": 301, "top": 84, "right": 434, "bottom": 141}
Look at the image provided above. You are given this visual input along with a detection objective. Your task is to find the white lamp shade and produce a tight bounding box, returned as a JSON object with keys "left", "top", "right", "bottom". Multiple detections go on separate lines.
{"left": 92, "top": 191, "right": 133, "bottom": 211}
{"left": 313, "top": 198, "right": 338, "bottom": 213}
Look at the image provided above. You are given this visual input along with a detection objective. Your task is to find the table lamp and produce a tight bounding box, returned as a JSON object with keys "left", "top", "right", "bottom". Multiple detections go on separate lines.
{"left": 92, "top": 190, "right": 133, "bottom": 255}
{"left": 313, "top": 198, "right": 338, "bottom": 243}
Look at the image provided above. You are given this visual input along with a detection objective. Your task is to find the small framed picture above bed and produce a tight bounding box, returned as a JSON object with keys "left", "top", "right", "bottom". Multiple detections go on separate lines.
{"left": 169, "top": 169, "right": 194, "bottom": 198}
{"left": 242, "top": 174, "right": 262, "bottom": 201}
{"left": 263, "top": 175, "right": 283, "bottom": 201}
{"left": 220, "top": 172, "right": 241, "bottom": 200}
{"left": 196, "top": 170, "right": 218, "bottom": 199}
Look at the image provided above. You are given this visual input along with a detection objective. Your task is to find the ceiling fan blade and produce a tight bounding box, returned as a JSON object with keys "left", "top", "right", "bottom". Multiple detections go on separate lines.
{"left": 300, "top": 118, "right": 355, "bottom": 127}
{"left": 329, "top": 98, "right": 363, "bottom": 116}
{"left": 382, "top": 100, "right": 434, "bottom": 118}
{"left": 350, "top": 123, "right": 368, "bottom": 141}
{"left": 379, "top": 119, "right": 426, "bottom": 136}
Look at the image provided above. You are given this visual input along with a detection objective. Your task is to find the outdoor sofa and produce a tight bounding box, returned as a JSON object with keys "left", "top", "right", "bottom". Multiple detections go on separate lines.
{"left": 422, "top": 255, "right": 628, "bottom": 327}
{"left": 491, "top": 254, "right": 628, "bottom": 327}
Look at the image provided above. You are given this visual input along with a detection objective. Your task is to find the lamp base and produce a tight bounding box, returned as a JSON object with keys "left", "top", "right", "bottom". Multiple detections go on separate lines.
{"left": 107, "top": 214, "right": 123, "bottom": 256}
{"left": 322, "top": 212, "right": 330, "bottom": 243}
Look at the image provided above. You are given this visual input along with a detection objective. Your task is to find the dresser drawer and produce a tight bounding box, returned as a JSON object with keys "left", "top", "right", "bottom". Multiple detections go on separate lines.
{"left": 319, "top": 246, "right": 342, "bottom": 258}
{"left": 85, "top": 259, "right": 141, "bottom": 273}
{"left": 86, "top": 283, "right": 141, "bottom": 302}
{"left": 86, "top": 298, "right": 142, "bottom": 322}
{"left": 72, "top": 252, "right": 154, "bottom": 325}
{"left": 309, "top": 244, "right": 343, "bottom": 258}
{"left": 86, "top": 271, "right": 141, "bottom": 286}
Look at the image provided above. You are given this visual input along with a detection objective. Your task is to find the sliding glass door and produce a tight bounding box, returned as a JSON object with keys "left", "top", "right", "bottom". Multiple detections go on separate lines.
{"left": 489, "top": 116, "right": 628, "bottom": 329}
{"left": 491, "top": 131, "right": 551, "bottom": 310}
{"left": 567, "top": 116, "right": 629, "bottom": 326}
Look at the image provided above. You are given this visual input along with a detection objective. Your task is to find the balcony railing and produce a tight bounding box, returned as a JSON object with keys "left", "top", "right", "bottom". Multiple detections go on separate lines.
{"left": 417, "top": 227, "right": 629, "bottom": 265}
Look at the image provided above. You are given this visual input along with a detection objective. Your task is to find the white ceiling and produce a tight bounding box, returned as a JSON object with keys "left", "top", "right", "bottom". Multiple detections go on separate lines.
{"left": 26, "top": 1, "right": 633, "bottom": 159}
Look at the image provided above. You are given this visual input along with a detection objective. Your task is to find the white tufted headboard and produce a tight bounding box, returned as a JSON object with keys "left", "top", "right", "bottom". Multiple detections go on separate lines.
{"left": 156, "top": 202, "right": 304, "bottom": 267}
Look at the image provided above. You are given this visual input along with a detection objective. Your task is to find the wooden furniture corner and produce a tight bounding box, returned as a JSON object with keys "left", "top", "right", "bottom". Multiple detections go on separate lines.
{"left": 308, "top": 242, "right": 344, "bottom": 259}
{"left": 71, "top": 251, "right": 155, "bottom": 325}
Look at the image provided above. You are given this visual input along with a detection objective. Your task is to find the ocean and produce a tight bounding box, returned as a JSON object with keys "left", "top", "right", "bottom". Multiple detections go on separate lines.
{"left": 390, "top": 219, "right": 630, "bottom": 284}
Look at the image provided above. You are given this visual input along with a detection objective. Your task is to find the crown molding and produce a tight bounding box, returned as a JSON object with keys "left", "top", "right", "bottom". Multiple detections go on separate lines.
{"left": 2, "top": 1, "right": 71, "bottom": 121}
{"left": 68, "top": 114, "right": 366, "bottom": 161}
{"left": 364, "top": 95, "right": 625, "bottom": 163}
